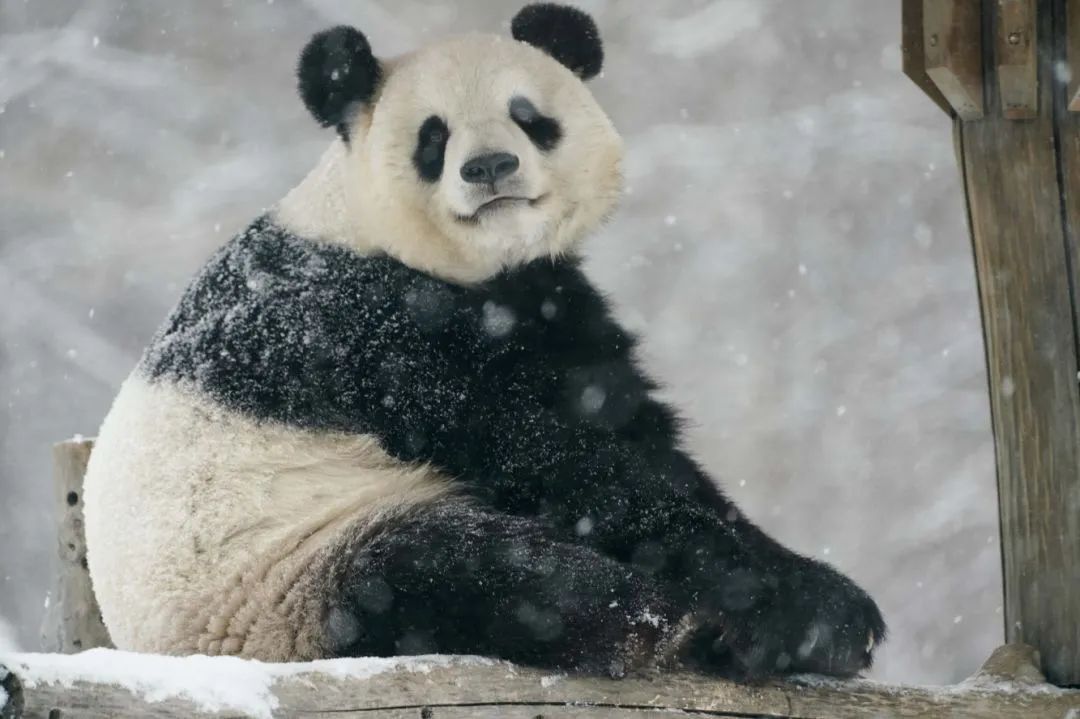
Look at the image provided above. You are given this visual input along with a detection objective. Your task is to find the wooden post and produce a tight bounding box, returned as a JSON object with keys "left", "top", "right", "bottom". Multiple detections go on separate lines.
{"left": 39, "top": 439, "right": 112, "bottom": 654}
{"left": 904, "top": 0, "right": 1080, "bottom": 686}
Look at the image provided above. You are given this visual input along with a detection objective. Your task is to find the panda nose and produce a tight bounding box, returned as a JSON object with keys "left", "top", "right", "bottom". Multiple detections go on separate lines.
{"left": 460, "top": 152, "right": 520, "bottom": 184}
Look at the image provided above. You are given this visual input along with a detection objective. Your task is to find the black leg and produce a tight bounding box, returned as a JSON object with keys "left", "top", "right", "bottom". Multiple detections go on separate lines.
{"left": 472, "top": 422, "right": 887, "bottom": 679}
{"left": 468, "top": 404, "right": 888, "bottom": 680}
{"left": 314, "top": 503, "right": 676, "bottom": 677}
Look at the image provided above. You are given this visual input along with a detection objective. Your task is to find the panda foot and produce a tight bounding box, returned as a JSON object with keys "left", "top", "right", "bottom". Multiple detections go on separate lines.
{"left": 679, "top": 559, "right": 886, "bottom": 681}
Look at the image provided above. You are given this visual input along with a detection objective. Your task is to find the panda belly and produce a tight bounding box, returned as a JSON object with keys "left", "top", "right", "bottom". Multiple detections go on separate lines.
{"left": 83, "top": 373, "right": 452, "bottom": 660}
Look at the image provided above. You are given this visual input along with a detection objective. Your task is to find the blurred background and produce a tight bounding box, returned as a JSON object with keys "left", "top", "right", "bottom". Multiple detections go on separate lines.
{"left": 0, "top": 0, "right": 1001, "bottom": 684}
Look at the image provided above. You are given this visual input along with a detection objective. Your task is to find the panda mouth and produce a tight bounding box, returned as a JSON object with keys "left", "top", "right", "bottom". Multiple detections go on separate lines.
{"left": 457, "top": 194, "right": 546, "bottom": 223}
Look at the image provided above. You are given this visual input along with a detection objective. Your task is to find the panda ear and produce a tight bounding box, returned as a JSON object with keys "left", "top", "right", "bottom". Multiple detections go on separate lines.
{"left": 297, "top": 26, "right": 381, "bottom": 136}
{"left": 511, "top": 3, "right": 603, "bottom": 80}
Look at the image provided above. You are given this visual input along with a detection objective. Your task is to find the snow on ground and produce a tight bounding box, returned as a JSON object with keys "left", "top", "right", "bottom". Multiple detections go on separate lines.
{"left": 1, "top": 649, "right": 495, "bottom": 719}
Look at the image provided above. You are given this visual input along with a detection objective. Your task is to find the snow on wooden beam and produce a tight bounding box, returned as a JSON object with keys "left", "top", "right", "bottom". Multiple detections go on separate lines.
{"left": 1, "top": 644, "right": 1078, "bottom": 719}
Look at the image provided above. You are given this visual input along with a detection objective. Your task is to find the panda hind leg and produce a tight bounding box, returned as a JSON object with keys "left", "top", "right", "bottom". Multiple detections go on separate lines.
{"left": 313, "top": 503, "right": 675, "bottom": 677}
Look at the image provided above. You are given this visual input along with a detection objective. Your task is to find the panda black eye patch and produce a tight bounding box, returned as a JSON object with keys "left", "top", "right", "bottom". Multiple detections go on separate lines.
{"left": 413, "top": 115, "right": 450, "bottom": 182}
{"left": 509, "top": 96, "right": 562, "bottom": 152}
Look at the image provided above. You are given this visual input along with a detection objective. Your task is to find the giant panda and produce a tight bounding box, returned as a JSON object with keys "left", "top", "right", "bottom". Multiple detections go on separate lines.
{"left": 84, "top": 3, "right": 885, "bottom": 679}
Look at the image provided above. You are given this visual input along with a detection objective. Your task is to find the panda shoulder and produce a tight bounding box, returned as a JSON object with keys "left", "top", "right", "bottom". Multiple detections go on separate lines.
{"left": 191, "top": 217, "right": 408, "bottom": 302}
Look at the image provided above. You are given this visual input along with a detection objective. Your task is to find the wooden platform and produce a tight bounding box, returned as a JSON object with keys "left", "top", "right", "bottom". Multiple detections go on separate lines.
{"left": 2, "top": 644, "right": 1079, "bottom": 718}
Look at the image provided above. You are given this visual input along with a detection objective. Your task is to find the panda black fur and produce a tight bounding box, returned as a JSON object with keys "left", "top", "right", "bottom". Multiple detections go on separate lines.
{"left": 84, "top": 4, "right": 885, "bottom": 679}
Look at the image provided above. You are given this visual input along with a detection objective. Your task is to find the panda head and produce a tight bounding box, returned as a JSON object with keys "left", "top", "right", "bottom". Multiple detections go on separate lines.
{"left": 287, "top": 3, "right": 622, "bottom": 283}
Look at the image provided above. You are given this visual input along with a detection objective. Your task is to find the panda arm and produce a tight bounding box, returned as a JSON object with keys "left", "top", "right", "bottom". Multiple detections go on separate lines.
{"left": 473, "top": 354, "right": 770, "bottom": 598}
{"left": 454, "top": 265, "right": 799, "bottom": 604}
{"left": 462, "top": 277, "right": 885, "bottom": 677}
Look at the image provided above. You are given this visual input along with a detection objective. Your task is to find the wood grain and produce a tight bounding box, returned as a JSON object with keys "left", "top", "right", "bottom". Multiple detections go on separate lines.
{"left": 2, "top": 645, "right": 1078, "bottom": 719}
{"left": 903, "top": 0, "right": 955, "bottom": 116}
{"left": 997, "top": 0, "right": 1039, "bottom": 118}
{"left": 924, "top": 0, "right": 986, "bottom": 119}
{"left": 1044, "top": 0, "right": 1080, "bottom": 686}
{"left": 957, "top": 0, "right": 1080, "bottom": 686}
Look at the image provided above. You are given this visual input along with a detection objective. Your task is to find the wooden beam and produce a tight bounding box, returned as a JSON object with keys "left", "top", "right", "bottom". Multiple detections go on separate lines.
{"left": 38, "top": 439, "right": 112, "bottom": 654}
{"left": 903, "top": 0, "right": 955, "bottom": 116}
{"left": 2, "top": 644, "right": 1078, "bottom": 719}
{"left": 924, "top": 0, "right": 986, "bottom": 119}
{"left": 997, "top": 0, "right": 1039, "bottom": 118}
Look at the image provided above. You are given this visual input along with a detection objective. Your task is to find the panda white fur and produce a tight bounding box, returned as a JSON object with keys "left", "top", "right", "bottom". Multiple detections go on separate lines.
{"left": 84, "top": 4, "right": 885, "bottom": 679}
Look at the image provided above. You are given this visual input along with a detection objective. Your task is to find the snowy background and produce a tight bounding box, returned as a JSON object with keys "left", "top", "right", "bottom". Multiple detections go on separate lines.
{"left": 0, "top": 0, "right": 1002, "bottom": 685}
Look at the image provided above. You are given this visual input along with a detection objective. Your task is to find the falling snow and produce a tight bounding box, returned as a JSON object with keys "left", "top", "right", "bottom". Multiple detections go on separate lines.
{"left": 1, "top": 0, "right": 1002, "bottom": 688}
{"left": 1055, "top": 60, "right": 1073, "bottom": 84}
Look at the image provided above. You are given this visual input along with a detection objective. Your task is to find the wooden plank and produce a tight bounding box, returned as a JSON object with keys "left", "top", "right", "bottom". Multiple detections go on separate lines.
{"left": 903, "top": 0, "right": 955, "bottom": 115}
{"left": 38, "top": 439, "right": 112, "bottom": 654}
{"left": 924, "top": 0, "right": 986, "bottom": 119}
{"left": 957, "top": 0, "right": 1080, "bottom": 687}
{"left": 997, "top": 0, "right": 1039, "bottom": 118}
{"left": 1068, "top": 0, "right": 1080, "bottom": 109}
{"left": 1, "top": 645, "right": 1078, "bottom": 719}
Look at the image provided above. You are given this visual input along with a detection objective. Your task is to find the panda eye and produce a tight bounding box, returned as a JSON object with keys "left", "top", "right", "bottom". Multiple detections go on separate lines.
{"left": 413, "top": 115, "right": 450, "bottom": 183}
{"left": 509, "top": 96, "right": 562, "bottom": 152}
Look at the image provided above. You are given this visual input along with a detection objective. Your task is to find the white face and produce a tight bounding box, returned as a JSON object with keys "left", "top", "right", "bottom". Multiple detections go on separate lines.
{"left": 342, "top": 34, "right": 624, "bottom": 283}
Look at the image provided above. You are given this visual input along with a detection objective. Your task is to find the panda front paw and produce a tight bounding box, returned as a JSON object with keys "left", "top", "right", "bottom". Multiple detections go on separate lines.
{"left": 678, "top": 558, "right": 886, "bottom": 680}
